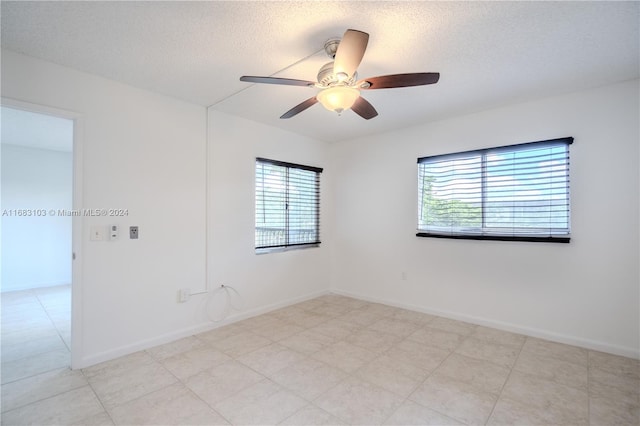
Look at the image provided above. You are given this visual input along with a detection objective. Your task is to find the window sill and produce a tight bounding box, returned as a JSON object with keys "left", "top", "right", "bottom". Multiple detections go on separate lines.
{"left": 416, "top": 233, "right": 570, "bottom": 243}
{"left": 255, "top": 243, "right": 321, "bottom": 255}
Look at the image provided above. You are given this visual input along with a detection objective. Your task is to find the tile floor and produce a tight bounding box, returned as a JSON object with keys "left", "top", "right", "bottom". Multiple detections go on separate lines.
{"left": 1, "top": 285, "right": 71, "bottom": 387}
{"left": 1, "top": 292, "right": 639, "bottom": 425}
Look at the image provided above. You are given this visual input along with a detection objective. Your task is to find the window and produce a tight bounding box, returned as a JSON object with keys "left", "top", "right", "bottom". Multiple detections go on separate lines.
{"left": 255, "top": 158, "right": 322, "bottom": 251}
{"left": 417, "top": 137, "right": 572, "bottom": 242}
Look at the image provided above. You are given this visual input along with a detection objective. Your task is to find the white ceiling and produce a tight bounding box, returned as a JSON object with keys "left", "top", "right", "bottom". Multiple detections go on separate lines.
{"left": 1, "top": 1, "right": 638, "bottom": 143}
{"left": 1, "top": 106, "right": 73, "bottom": 152}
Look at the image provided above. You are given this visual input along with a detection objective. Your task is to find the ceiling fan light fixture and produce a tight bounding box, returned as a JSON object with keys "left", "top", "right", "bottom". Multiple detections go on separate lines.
{"left": 317, "top": 86, "right": 360, "bottom": 114}
{"left": 239, "top": 29, "right": 439, "bottom": 120}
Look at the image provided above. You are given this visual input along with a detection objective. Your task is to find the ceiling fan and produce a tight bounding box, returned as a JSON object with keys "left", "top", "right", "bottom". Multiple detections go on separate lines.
{"left": 239, "top": 29, "right": 440, "bottom": 120}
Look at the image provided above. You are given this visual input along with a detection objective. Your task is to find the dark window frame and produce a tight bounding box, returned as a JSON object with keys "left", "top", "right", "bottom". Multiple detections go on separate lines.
{"left": 417, "top": 137, "right": 573, "bottom": 243}
{"left": 255, "top": 157, "right": 322, "bottom": 252}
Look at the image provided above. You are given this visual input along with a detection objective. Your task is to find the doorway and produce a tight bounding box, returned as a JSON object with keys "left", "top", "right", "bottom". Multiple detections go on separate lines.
{"left": 1, "top": 101, "right": 81, "bottom": 384}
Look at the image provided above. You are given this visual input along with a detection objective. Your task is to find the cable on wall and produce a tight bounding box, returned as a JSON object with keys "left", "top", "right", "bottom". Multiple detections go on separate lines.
{"left": 206, "top": 284, "right": 245, "bottom": 323}
{"left": 187, "top": 105, "right": 211, "bottom": 297}
{"left": 206, "top": 47, "right": 325, "bottom": 109}
{"left": 193, "top": 48, "right": 324, "bottom": 312}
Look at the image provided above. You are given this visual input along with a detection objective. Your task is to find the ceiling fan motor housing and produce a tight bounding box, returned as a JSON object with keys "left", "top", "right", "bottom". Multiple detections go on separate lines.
{"left": 317, "top": 61, "right": 358, "bottom": 87}
{"left": 323, "top": 37, "right": 341, "bottom": 58}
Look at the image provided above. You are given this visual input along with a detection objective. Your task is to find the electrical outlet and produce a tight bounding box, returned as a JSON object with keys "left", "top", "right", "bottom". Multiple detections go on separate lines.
{"left": 109, "top": 225, "right": 118, "bottom": 240}
{"left": 129, "top": 226, "right": 139, "bottom": 239}
{"left": 178, "top": 288, "right": 190, "bottom": 303}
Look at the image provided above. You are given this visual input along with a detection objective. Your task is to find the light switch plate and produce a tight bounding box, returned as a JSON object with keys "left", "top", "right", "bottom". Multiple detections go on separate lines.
{"left": 90, "top": 226, "right": 104, "bottom": 241}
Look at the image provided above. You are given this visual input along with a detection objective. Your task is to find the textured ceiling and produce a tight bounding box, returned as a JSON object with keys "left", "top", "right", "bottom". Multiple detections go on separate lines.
{"left": 1, "top": 1, "right": 638, "bottom": 143}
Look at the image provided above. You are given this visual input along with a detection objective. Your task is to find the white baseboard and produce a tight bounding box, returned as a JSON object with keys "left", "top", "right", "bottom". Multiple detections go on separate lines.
{"left": 75, "top": 286, "right": 638, "bottom": 368}
{"left": 76, "top": 289, "right": 329, "bottom": 369}
{"left": 1, "top": 280, "right": 71, "bottom": 293}
{"left": 330, "top": 288, "right": 640, "bottom": 360}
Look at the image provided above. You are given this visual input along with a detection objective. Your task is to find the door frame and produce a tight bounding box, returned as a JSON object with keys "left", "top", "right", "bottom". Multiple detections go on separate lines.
{"left": 1, "top": 97, "right": 84, "bottom": 369}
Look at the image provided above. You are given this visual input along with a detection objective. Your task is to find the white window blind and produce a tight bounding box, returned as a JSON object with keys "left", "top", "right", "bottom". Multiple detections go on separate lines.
{"left": 417, "top": 137, "right": 572, "bottom": 242}
{"left": 255, "top": 158, "right": 322, "bottom": 250}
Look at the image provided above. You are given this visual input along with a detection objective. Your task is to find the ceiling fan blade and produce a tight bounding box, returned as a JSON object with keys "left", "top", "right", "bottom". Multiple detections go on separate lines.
{"left": 358, "top": 72, "right": 440, "bottom": 90}
{"left": 351, "top": 96, "right": 378, "bottom": 120}
{"left": 280, "top": 97, "right": 319, "bottom": 119}
{"left": 240, "top": 76, "right": 315, "bottom": 87}
{"left": 333, "top": 29, "right": 369, "bottom": 79}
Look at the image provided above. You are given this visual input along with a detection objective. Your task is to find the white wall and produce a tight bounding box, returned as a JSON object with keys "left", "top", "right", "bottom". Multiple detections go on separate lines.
{"left": 3, "top": 48, "right": 636, "bottom": 364}
{"left": 2, "top": 50, "right": 207, "bottom": 366}
{"left": 1, "top": 50, "right": 331, "bottom": 367}
{"left": 330, "top": 79, "right": 640, "bottom": 358}
{"left": 208, "top": 110, "right": 331, "bottom": 313}
{"left": 1, "top": 144, "right": 72, "bottom": 292}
